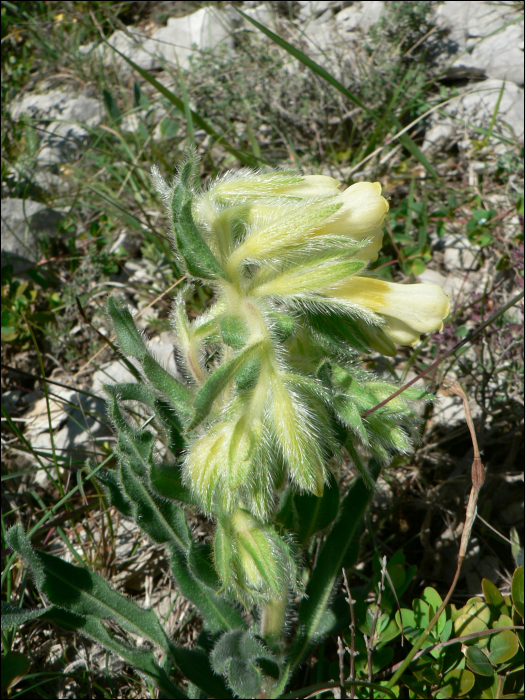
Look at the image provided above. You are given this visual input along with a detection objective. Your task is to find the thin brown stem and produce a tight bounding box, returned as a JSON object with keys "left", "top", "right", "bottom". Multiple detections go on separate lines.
{"left": 386, "top": 382, "right": 486, "bottom": 689}
{"left": 337, "top": 636, "right": 347, "bottom": 700}
{"left": 342, "top": 569, "right": 357, "bottom": 700}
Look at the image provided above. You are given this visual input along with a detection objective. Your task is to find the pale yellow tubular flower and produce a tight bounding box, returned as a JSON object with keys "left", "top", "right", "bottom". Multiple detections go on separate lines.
{"left": 331, "top": 277, "right": 451, "bottom": 346}
{"left": 317, "top": 182, "right": 390, "bottom": 237}
{"left": 351, "top": 227, "right": 385, "bottom": 263}
{"left": 276, "top": 174, "right": 341, "bottom": 197}
{"left": 209, "top": 172, "right": 340, "bottom": 202}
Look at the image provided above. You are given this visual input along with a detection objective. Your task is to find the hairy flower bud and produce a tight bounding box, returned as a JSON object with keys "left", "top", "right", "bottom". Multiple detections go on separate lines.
{"left": 215, "top": 509, "right": 296, "bottom": 603}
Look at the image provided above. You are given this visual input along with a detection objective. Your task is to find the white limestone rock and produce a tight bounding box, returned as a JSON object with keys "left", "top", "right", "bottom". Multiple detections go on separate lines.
{"left": 9, "top": 88, "right": 103, "bottom": 165}
{"left": 423, "top": 79, "right": 524, "bottom": 152}
{"left": 335, "top": 1, "right": 385, "bottom": 33}
{"left": 436, "top": 1, "right": 524, "bottom": 85}
{"left": 1, "top": 198, "right": 66, "bottom": 272}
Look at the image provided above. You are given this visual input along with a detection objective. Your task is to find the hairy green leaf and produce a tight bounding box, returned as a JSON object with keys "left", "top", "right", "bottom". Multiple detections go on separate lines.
{"left": 168, "top": 544, "right": 245, "bottom": 633}
{"left": 149, "top": 461, "right": 194, "bottom": 504}
{"left": 140, "top": 353, "right": 193, "bottom": 420}
{"left": 40, "top": 606, "right": 186, "bottom": 698}
{"left": 7, "top": 525, "right": 172, "bottom": 653}
{"left": 120, "top": 462, "right": 191, "bottom": 551}
{"left": 174, "top": 195, "right": 230, "bottom": 280}
{"left": 1, "top": 602, "right": 49, "bottom": 631}
{"left": 188, "top": 341, "right": 263, "bottom": 430}
{"left": 107, "top": 296, "right": 146, "bottom": 358}
{"left": 96, "top": 467, "right": 134, "bottom": 518}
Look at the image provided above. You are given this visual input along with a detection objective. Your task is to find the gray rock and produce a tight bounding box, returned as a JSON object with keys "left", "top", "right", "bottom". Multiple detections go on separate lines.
{"left": 436, "top": 234, "right": 477, "bottom": 272}
{"left": 23, "top": 385, "right": 111, "bottom": 486}
{"left": 423, "top": 79, "right": 524, "bottom": 152}
{"left": 297, "top": 1, "right": 343, "bottom": 20}
{"left": 241, "top": 4, "right": 276, "bottom": 31}
{"left": 1, "top": 198, "right": 65, "bottom": 273}
{"left": 9, "top": 88, "right": 103, "bottom": 165}
{"left": 102, "top": 27, "right": 158, "bottom": 71}
{"left": 336, "top": 0, "right": 385, "bottom": 33}
{"left": 149, "top": 6, "right": 234, "bottom": 68}
{"left": 98, "top": 7, "right": 234, "bottom": 72}
{"left": 91, "top": 360, "right": 137, "bottom": 396}
{"left": 436, "top": 1, "right": 524, "bottom": 85}
{"left": 298, "top": 13, "right": 339, "bottom": 65}
{"left": 10, "top": 88, "right": 102, "bottom": 125}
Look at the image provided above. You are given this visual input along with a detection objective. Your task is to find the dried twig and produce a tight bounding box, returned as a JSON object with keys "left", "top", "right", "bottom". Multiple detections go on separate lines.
{"left": 342, "top": 569, "right": 357, "bottom": 700}
{"left": 337, "top": 636, "right": 346, "bottom": 700}
{"left": 366, "top": 557, "right": 387, "bottom": 700}
{"left": 386, "top": 381, "right": 486, "bottom": 689}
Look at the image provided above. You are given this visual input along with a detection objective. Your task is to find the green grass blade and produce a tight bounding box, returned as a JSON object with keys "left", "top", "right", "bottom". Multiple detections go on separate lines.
{"left": 107, "top": 43, "right": 259, "bottom": 167}
{"left": 236, "top": 8, "right": 439, "bottom": 178}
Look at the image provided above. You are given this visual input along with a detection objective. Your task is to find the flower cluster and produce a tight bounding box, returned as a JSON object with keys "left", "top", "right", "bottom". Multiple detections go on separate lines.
{"left": 147, "top": 156, "right": 449, "bottom": 601}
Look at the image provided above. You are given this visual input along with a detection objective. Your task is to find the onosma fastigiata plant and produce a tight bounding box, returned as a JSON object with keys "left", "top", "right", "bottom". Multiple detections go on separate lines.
{"left": 5, "top": 153, "right": 451, "bottom": 699}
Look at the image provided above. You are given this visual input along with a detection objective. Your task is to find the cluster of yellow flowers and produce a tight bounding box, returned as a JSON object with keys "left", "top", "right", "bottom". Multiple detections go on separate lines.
{"left": 152, "top": 164, "right": 450, "bottom": 512}
{"left": 191, "top": 171, "right": 450, "bottom": 350}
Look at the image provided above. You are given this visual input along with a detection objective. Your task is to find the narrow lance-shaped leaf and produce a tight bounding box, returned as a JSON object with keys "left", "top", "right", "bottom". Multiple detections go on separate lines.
{"left": 149, "top": 461, "right": 194, "bottom": 504}
{"left": 188, "top": 542, "right": 221, "bottom": 591}
{"left": 107, "top": 296, "right": 147, "bottom": 359}
{"left": 173, "top": 189, "right": 230, "bottom": 281}
{"left": 1, "top": 602, "right": 50, "bottom": 631}
{"left": 169, "top": 645, "right": 233, "bottom": 699}
{"left": 140, "top": 353, "right": 193, "bottom": 420}
{"left": 168, "top": 544, "right": 246, "bottom": 633}
{"left": 293, "top": 471, "right": 340, "bottom": 546}
{"left": 6, "top": 524, "right": 173, "bottom": 654}
{"left": 188, "top": 341, "right": 263, "bottom": 431}
{"left": 39, "top": 606, "right": 187, "bottom": 699}
{"left": 120, "top": 462, "right": 191, "bottom": 552}
{"left": 104, "top": 382, "right": 156, "bottom": 407}
{"left": 118, "top": 429, "right": 155, "bottom": 478}
{"left": 155, "top": 397, "right": 186, "bottom": 453}
{"left": 96, "top": 467, "right": 134, "bottom": 518}
{"left": 289, "top": 460, "right": 380, "bottom": 669}
{"left": 105, "top": 390, "right": 134, "bottom": 434}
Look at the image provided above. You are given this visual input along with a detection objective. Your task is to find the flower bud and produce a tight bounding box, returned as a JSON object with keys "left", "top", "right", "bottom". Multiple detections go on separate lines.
{"left": 214, "top": 509, "right": 294, "bottom": 603}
